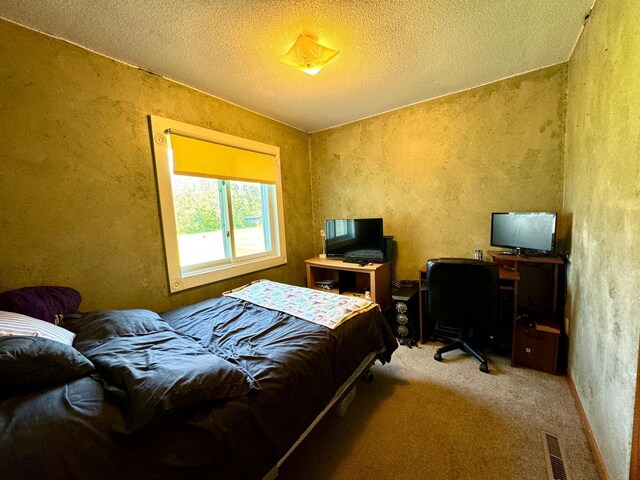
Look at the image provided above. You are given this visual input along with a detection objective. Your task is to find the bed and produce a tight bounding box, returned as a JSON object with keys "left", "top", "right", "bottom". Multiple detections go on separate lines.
{"left": 0, "top": 280, "right": 397, "bottom": 479}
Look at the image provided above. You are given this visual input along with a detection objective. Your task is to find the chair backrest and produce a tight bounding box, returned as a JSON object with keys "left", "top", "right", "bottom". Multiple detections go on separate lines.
{"left": 426, "top": 258, "right": 499, "bottom": 335}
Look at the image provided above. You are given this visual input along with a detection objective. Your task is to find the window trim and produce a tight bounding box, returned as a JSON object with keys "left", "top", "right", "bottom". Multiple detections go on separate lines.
{"left": 149, "top": 115, "right": 287, "bottom": 292}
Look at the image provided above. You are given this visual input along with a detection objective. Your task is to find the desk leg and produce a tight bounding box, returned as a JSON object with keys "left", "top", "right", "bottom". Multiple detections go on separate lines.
{"left": 552, "top": 264, "right": 559, "bottom": 315}
{"left": 510, "top": 278, "right": 519, "bottom": 366}
{"left": 418, "top": 270, "right": 428, "bottom": 344}
{"left": 418, "top": 289, "right": 424, "bottom": 343}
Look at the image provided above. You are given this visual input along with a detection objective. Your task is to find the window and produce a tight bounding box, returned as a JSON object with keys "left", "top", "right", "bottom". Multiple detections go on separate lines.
{"left": 325, "top": 219, "right": 356, "bottom": 249}
{"left": 150, "top": 115, "right": 286, "bottom": 292}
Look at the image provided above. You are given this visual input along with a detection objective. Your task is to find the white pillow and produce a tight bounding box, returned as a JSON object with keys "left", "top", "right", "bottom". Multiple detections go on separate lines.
{"left": 0, "top": 311, "right": 75, "bottom": 345}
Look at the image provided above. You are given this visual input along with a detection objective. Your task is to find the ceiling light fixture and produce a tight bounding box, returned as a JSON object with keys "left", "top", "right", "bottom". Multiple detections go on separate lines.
{"left": 280, "top": 34, "right": 339, "bottom": 76}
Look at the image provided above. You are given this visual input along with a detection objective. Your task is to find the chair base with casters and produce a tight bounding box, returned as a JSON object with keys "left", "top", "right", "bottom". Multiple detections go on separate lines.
{"left": 434, "top": 340, "right": 490, "bottom": 373}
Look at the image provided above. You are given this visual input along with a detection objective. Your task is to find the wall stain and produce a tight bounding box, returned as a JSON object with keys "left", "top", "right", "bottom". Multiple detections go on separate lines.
{"left": 563, "top": 0, "right": 640, "bottom": 478}
{"left": 310, "top": 65, "right": 567, "bottom": 280}
{"left": 0, "top": 19, "right": 314, "bottom": 311}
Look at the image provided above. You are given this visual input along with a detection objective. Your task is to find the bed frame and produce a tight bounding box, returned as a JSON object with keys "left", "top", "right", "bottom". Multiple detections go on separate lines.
{"left": 263, "top": 351, "right": 379, "bottom": 479}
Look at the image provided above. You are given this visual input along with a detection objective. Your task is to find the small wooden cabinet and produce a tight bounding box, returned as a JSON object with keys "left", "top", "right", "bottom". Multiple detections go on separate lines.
{"left": 513, "top": 324, "right": 560, "bottom": 374}
{"left": 305, "top": 257, "right": 391, "bottom": 310}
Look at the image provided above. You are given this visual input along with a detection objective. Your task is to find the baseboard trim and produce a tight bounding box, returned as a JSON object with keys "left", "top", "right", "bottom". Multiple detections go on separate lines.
{"left": 567, "top": 371, "right": 609, "bottom": 480}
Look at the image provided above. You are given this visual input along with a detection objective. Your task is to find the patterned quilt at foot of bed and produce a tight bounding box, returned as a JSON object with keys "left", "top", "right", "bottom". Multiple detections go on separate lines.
{"left": 223, "top": 280, "right": 377, "bottom": 329}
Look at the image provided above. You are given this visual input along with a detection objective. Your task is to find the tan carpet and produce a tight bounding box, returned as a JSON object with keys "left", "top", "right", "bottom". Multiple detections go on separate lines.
{"left": 278, "top": 344, "right": 600, "bottom": 480}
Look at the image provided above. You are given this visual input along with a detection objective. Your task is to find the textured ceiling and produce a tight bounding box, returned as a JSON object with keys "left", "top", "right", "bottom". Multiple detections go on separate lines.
{"left": 0, "top": 0, "right": 594, "bottom": 132}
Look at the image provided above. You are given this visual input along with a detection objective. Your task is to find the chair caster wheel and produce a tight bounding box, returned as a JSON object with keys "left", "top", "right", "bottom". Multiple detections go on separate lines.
{"left": 363, "top": 371, "right": 374, "bottom": 383}
{"left": 434, "top": 352, "right": 442, "bottom": 362}
{"left": 479, "top": 363, "right": 489, "bottom": 373}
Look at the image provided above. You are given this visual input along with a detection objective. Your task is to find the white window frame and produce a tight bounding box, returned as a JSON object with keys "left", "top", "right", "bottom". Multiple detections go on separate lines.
{"left": 149, "top": 115, "right": 287, "bottom": 292}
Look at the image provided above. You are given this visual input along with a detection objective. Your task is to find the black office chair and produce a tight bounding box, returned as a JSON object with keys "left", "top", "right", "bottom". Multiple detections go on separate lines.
{"left": 426, "top": 258, "right": 499, "bottom": 373}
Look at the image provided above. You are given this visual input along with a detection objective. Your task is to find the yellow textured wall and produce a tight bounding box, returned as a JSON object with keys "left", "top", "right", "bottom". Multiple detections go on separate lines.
{"left": 0, "top": 20, "right": 314, "bottom": 312}
{"left": 564, "top": 0, "right": 640, "bottom": 478}
{"left": 310, "top": 65, "right": 567, "bottom": 280}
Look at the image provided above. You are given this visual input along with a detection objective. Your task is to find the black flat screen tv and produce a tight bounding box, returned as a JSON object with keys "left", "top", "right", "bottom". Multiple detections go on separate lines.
{"left": 490, "top": 212, "right": 557, "bottom": 254}
{"left": 325, "top": 218, "right": 385, "bottom": 262}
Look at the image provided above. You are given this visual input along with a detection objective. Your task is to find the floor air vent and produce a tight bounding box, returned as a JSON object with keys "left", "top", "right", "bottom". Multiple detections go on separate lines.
{"left": 543, "top": 431, "right": 571, "bottom": 480}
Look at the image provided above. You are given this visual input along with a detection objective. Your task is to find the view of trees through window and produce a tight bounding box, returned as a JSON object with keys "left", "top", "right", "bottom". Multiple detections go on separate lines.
{"left": 172, "top": 176, "right": 267, "bottom": 266}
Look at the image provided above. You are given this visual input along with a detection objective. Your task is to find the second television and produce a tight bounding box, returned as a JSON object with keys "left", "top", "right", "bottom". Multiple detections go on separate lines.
{"left": 325, "top": 218, "right": 386, "bottom": 262}
{"left": 490, "top": 212, "right": 557, "bottom": 254}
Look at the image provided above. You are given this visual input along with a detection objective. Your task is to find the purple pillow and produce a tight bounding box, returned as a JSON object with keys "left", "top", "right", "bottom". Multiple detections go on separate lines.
{"left": 0, "top": 286, "right": 81, "bottom": 324}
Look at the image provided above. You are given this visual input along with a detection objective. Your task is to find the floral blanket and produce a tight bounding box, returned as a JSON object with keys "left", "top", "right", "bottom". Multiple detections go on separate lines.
{"left": 223, "top": 280, "right": 377, "bottom": 330}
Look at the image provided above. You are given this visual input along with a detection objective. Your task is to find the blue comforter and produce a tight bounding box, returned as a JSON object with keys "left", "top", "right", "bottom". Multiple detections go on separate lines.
{"left": 0, "top": 295, "right": 397, "bottom": 479}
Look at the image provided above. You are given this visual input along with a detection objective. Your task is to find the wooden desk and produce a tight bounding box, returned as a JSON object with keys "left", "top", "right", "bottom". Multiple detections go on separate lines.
{"left": 419, "top": 254, "right": 566, "bottom": 373}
